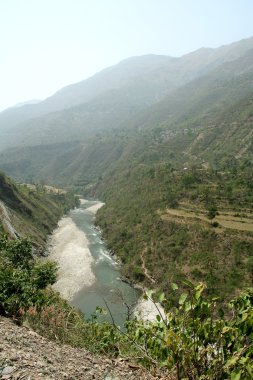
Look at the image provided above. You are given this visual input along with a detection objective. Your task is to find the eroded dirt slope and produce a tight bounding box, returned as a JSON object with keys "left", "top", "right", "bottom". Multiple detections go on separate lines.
{"left": 0, "top": 317, "right": 170, "bottom": 380}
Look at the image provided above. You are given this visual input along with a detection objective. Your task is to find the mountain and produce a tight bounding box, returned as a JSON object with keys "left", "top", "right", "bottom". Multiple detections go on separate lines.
{"left": 1, "top": 37, "right": 253, "bottom": 379}
{"left": 1, "top": 37, "right": 253, "bottom": 151}
{"left": 0, "top": 37, "right": 253, "bottom": 301}
{"left": 0, "top": 54, "right": 173, "bottom": 141}
{"left": 123, "top": 47, "right": 253, "bottom": 131}
{"left": 13, "top": 99, "right": 41, "bottom": 108}
{"left": 1, "top": 44, "right": 253, "bottom": 186}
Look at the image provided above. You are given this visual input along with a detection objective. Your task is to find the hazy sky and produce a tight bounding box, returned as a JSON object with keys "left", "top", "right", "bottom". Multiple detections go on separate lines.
{"left": 1, "top": 0, "right": 253, "bottom": 111}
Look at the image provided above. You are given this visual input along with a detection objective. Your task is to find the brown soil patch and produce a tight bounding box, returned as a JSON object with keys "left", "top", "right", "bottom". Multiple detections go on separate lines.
{"left": 0, "top": 317, "right": 170, "bottom": 380}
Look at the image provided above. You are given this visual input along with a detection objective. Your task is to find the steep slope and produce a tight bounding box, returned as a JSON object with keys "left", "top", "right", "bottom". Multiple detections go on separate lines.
{"left": 93, "top": 93, "right": 253, "bottom": 298}
{"left": 1, "top": 37, "right": 253, "bottom": 151}
{"left": 0, "top": 171, "right": 78, "bottom": 248}
{"left": 43, "top": 35, "right": 253, "bottom": 111}
{"left": 1, "top": 47, "right": 253, "bottom": 187}
{"left": 0, "top": 317, "right": 163, "bottom": 380}
{"left": 181, "top": 93, "right": 253, "bottom": 166}
{"left": 95, "top": 159, "right": 253, "bottom": 298}
{"left": 0, "top": 55, "right": 172, "bottom": 138}
{"left": 1, "top": 68, "right": 252, "bottom": 301}
{"left": 124, "top": 48, "right": 253, "bottom": 133}
{"left": 0, "top": 38, "right": 253, "bottom": 306}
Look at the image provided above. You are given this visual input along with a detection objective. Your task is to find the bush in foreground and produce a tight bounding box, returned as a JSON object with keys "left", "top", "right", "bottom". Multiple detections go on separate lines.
{"left": 0, "top": 234, "right": 57, "bottom": 317}
{"left": 126, "top": 282, "right": 253, "bottom": 379}
{"left": 0, "top": 234, "right": 252, "bottom": 379}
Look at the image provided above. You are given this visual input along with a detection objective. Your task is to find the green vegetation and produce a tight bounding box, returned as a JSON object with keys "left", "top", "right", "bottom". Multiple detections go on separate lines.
{"left": 0, "top": 171, "right": 79, "bottom": 247}
{"left": 1, "top": 43, "right": 253, "bottom": 189}
{"left": 127, "top": 283, "right": 253, "bottom": 379}
{"left": 95, "top": 163, "right": 253, "bottom": 301}
{"left": 0, "top": 38, "right": 253, "bottom": 378}
{"left": 1, "top": 237, "right": 252, "bottom": 379}
{"left": 206, "top": 204, "right": 218, "bottom": 225}
{"left": 0, "top": 235, "right": 57, "bottom": 317}
{"left": 22, "top": 283, "right": 253, "bottom": 379}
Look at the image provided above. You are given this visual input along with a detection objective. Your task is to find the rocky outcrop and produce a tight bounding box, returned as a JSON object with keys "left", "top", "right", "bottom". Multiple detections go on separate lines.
{"left": 0, "top": 317, "right": 171, "bottom": 380}
{"left": 0, "top": 201, "right": 19, "bottom": 239}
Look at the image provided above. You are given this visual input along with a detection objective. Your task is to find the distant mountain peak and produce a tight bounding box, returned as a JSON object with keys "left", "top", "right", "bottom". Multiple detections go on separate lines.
{"left": 13, "top": 99, "right": 41, "bottom": 108}
{"left": 118, "top": 54, "right": 173, "bottom": 63}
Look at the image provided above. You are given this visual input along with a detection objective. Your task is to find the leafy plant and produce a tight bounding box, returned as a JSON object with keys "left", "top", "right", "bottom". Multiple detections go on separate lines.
{"left": 124, "top": 282, "right": 253, "bottom": 379}
{"left": 0, "top": 234, "right": 57, "bottom": 317}
{"left": 2, "top": 238, "right": 252, "bottom": 380}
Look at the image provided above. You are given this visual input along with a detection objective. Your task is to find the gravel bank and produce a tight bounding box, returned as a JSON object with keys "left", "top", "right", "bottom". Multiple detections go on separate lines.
{"left": 49, "top": 217, "right": 95, "bottom": 301}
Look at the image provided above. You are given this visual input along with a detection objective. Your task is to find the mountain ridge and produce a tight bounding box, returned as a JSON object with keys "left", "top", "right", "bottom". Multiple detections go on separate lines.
{"left": 1, "top": 36, "right": 253, "bottom": 149}
{"left": 1, "top": 44, "right": 253, "bottom": 185}
{"left": 0, "top": 36, "right": 253, "bottom": 299}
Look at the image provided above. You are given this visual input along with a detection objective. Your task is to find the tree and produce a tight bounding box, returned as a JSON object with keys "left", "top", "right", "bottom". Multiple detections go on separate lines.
{"left": 206, "top": 204, "right": 218, "bottom": 225}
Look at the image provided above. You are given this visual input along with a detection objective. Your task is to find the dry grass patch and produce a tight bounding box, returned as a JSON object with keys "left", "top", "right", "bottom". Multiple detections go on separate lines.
{"left": 163, "top": 206, "right": 253, "bottom": 233}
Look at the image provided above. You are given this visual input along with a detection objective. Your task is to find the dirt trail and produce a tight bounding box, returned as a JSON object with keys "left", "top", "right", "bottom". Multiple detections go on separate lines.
{"left": 140, "top": 250, "right": 156, "bottom": 284}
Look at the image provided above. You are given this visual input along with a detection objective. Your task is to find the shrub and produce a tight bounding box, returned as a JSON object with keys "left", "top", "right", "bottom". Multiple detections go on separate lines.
{"left": 126, "top": 282, "right": 253, "bottom": 379}
{"left": 0, "top": 234, "right": 57, "bottom": 317}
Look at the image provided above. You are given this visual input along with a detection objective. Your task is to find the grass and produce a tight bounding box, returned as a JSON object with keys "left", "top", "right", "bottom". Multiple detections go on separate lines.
{"left": 163, "top": 205, "right": 253, "bottom": 233}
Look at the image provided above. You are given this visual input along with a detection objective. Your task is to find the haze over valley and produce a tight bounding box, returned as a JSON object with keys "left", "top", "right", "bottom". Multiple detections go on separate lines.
{"left": 1, "top": 1, "right": 253, "bottom": 378}
{"left": 1, "top": 33, "right": 253, "bottom": 301}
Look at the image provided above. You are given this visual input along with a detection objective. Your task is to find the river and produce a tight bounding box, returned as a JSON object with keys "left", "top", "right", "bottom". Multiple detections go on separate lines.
{"left": 48, "top": 200, "right": 140, "bottom": 326}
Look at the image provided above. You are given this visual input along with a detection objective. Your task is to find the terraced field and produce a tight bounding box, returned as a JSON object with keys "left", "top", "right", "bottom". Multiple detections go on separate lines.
{"left": 162, "top": 204, "right": 253, "bottom": 233}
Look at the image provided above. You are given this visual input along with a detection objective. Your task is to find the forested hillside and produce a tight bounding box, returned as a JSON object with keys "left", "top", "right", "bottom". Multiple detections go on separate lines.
{"left": 1, "top": 35, "right": 253, "bottom": 379}
{"left": 0, "top": 37, "right": 252, "bottom": 301}
{"left": 1, "top": 48, "right": 253, "bottom": 188}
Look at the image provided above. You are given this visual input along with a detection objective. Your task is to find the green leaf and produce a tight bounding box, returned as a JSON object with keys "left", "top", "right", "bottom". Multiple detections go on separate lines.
{"left": 222, "top": 326, "right": 234, "bottom": 334}
{"left": 145, "top": 289, "right": 154, "bottom": 300}
{"left": 240, "top": 312, "right": 248, "bottom": 322}
{"left": 246, "top": 364, "right": 253, "bottom": 376}
{"left": 226, "top": 356, "right": 238, "bottom": 368}
{"left": 182, "top": 279, "right": 194, "bottom": 289}
{"left": 194, "top": 282, "right": 206, "bottom": 300}
{"left": 231, "top": 370, "right": 242, "bottom": 380}
{"left": 184, "top": 301, "right": 192, "bottom": 312}
{"left": 171, "top": 283, "right": 178, "bottom": 290}
{"left": 239, "top": 357, "right": 247, "bottom": 365}
{"left": 195, "top": 290, "right": 201, "bottom": 300}
{"left": 159, "top": 292, "right": 165, "bottom": 302}
{"left": 179, "top": 292, "right": 188, "bottom": 305}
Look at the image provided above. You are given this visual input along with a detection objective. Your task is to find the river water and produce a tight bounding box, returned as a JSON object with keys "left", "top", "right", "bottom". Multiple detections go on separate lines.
{"left": 49, "top": 200, "right": 140, "bottom": 326}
